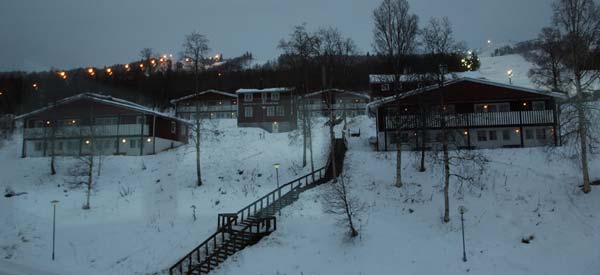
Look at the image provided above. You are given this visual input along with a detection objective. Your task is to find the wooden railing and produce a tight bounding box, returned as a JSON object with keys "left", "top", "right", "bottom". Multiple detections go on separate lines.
{"left": 177, "top": 105, "right": 237, "bottom": 112}
{"left": 386, "top": 110, "right": 555, "bottom": 130}
{"left": 168, "top": 167, "right": 327, "bottom": 275}
{"left": 236, "top": 167, "right": 326, "bottom": 224}
{"left": 24, "top": 124, "right": 149, "bottom": 138}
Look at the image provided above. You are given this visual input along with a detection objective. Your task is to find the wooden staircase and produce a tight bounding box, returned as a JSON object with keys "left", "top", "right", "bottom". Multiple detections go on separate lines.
{"left": 168, "top": 136, "right": 348, "bottom": 275}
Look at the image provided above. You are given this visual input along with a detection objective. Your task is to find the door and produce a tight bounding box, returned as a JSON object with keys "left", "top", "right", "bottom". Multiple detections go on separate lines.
{"left": 272, "top": 122, "right": 279, "bottom": 133}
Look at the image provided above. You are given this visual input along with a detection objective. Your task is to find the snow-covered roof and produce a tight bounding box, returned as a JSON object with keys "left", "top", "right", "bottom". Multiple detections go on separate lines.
{"left": 235, "top": 87, "right": 294, "bottom": 94}
{"left": 170, "top": 89, "right": 236, "bottom": 104}
{"left": 366, "top": 77, "right": 568, "bottom": 112}
{"left": 15, "top": 92, "right": 192, "bottom": 125}
{"left": 369, "top": 74, "right": 447, "bottom": 84}
{"left": 303, "top": 89, "right": 370, "bottom": 100}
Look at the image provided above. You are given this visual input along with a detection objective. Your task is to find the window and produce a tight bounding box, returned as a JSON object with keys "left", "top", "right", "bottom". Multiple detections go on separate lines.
{"left": 271, "top": 92, "right": 280, "bottom": 101}
{"left": 244, "top": 93, "right": 253, "bottom": 102}
{"left": 171, "top": 121, "right": 176, "bottom": 134}
{"left": 244, "top": 107, "right": 253, "bottom": 118}
{"left": 532, "top": 101, "right": 546, "bottom": 111}
{"left": 266, "top": 106, "right": 275, "bottom": 117}
{"left": 261, "top": 93, "right": 267, "bottom": 104}
{"left": 489, "top": 130, "right": 498, "bottom": 141}
{"left": 477, "top": 130, "right": 487, "bottom": 141}
{"left": 381, "top": 84, "right": 390, "bottom": 92}
{"left": 137, "top": 116, "right": 145, "bottom": 124}
{"left": 95, "top": 117, "right": 118, "bottom": 125}
{"left": 536, "top": 129, "right": 546, "bottom": 140}
{"left": 276, "top": 106, "right": 285, "bottom": 116}
{"left": 502, "top": 130, "right": 511, "bottom": 141}
{"left": 130, "top": 139, "right": 137, "bottom": 149}
{"left": 57, "top": 141, "right": 63, "bottom": 150}
{"left": 35, "top": 142, "right": 42, "bottom": 151}
{"left": 400, "top": 132, "right": 409, "bottom": 143}
{"left": 499, "top": 103, "right": 510, "bottom": 112}
{"left": 525, "top": 129, "right": 534, "bottom": 140}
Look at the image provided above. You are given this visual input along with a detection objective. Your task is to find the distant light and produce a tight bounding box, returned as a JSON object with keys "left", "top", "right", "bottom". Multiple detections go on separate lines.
{"left": 487, "top": 40, "right": 492, "bottom": 44}
{"left": 32, "top": 83, "right": 38, "bottom": 89}
{"left": 0, "top": 91, "right": 3, "bottom": 96}
{"left": 139, "top": 63, "right": 144, "bottom": 68}
{"left": 147, "top": 138, "right": 152, "bottom": 143}
{"left": 46, "top": 120, "right": 51, "bottom": 125}
{"left": 483, "top": 105, "right": 488, "bottom": 109}
{"left": 85, "top": 140, "right": 91, "bottom": 144}
{"left": 71, "top": 119, "right": 76, "bottom": 124}
{"left": 121, "top": 138, "right": 127, "bottom": 144}
{"left": 273, "top": 163, "right": 280, "bottom": 169}
{"left": 515, "top": 129, "right": 520, "bottom": 134}
{"left": 463, "top": 130, "right": 469, "bottom": 136}
{"left": 523, "top": 102, "right": 527, "bottom": 106}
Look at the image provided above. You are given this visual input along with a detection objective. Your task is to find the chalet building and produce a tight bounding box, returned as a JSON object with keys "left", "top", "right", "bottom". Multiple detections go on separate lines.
{"left": 369, "top": 74, "right": 437, "bottom": 99}
{"left": 367, "top": 77, "right": 566, "bottom": 151}
{"left": 236, "top": 88, "right": 296, "bottom": 133}
{"left": 171, "top": 90, "right": 237, "bottom": 120}
{"left": 300, "top": 89, "right": 370, "bottom": 118}
{"left": 15, "top": 93, "right": 190, "bottom": 157}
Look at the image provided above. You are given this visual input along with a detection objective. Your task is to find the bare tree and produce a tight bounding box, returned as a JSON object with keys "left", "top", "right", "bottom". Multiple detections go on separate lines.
{"left": 373, "top": 0, "right": 419, "bottom": 187}
{"left": 527, "top": 27, "right": 568, "bottom": 91}
{"left": 182, "top": 32, "right": 210, "bottom": 94}
{"left": 323, "top": 173, "right": 364, "bottom": 238}
{"left": 421, "top": 17, "right": 456, "bottom": 55}
{"left": 182, "top": 32, "right": 210, "bottom": 187}
{"left": 278, "top": 24, "right": 320, "bottom": 172}
{"left": 139, "top": 48, "right": 154, "bottom": 76}
{"left": 551, "top": 0, "right": 600, "bottom": 193}
{"left": 431, "top": 146, "right": 488, "bottom": 223}
{"left": 315, "top": 26, "right": 359, "bottom": 180}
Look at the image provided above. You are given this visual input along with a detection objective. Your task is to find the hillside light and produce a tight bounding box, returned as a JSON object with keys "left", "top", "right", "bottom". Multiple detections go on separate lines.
{"left": 50, "top": 200, "right": 59, "bottom": 260}
{"left": 106, "top": 68, "right": 113, "bottom": 76}
{"left": 124, "top": 64, "right": 130, "bottom": 71}
{"left": 139, "top": 63, "right": 144, "bottom": 69}
{"left": 87, "top": 68, "right": 95, "bottom": 76}
{"left": 458, "top": 205, "right": 468, "bottom": 262}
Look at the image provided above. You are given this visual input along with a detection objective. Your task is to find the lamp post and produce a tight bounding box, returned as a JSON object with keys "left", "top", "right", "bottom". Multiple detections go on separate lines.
{"left": 50, "top": 200, "right": 59, "bottom": 260}
{"left": 273, "top": 163, "right": 280, "bottom": 188}
{"left": 458, "top": 205, "right": 468, "bottom": 262}
{"left": 507, "top": 69, "right": 513, "bottom": 84}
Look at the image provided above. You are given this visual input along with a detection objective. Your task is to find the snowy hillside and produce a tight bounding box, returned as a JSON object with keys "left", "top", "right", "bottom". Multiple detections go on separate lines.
{"left": 0, "top": 119, "right": 329, "bottom": 275}
{"left": 209, "top": 116, "right": 600, "bottom": 275}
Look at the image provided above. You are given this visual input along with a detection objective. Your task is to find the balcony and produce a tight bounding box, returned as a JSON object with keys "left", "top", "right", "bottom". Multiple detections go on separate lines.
{"left": 24, "top": 124, "right": 149, "bottom": 139}
{"left": 177, "top": 105, "right": 237, "bottom": 112}
{"left": 385, "top": 110, "right": 555, "bottom": 130}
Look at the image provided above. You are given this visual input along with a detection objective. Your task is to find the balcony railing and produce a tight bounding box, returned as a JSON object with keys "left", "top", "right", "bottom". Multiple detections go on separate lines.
{"left": 386, "top": 110, "right": 555, "bottom": 130}
{"left": 177, "top": 105, "right": 237, "bottom": 112}
{"left": 24, "top": 124, "right": 149, "bottom": 139}
{"left": 304, "top": 103, "right": 367, "bottom": 111}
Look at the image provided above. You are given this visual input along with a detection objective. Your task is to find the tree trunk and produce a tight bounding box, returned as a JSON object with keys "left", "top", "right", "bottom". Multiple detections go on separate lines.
{"left": 395, "top": 126, "right": 402, "bottom": 188}
{"left": 329, "top": 92, "right": 337, "bottom": 182}
{"left": 302, "top": 99, "right": 308, "bottom": 167}
{"left": 443, "top": 132, "right": 450, "bottom": 223}
{"left": 575, "top": 76, "right": 591, "bottom": 193}
{"left": 195, "top": 102, "right": 202, "bottom": 186}
{"left": 50, "top": 125, "right": 56, "bottom": 175}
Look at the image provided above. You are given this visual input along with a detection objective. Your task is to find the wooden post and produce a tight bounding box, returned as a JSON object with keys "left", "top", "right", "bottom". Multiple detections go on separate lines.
{"left": 116, "top": 114, "right": 120, "bottom": 155}
{"left": 383, "top": 109, "right": 388, "bottom": 151}
{"left": 152, "top": 115, "right": 157, "bottom": 154}
{"left": 466, "top": 114, "right": 471, "bottom": 149}
{"left": 139, "top": 115, "right": 144, "bottom": 155}
{"left": 553, "top": 102, "right": 559, "bottom": 146}
{"left": 519, "top": 110, "right": 524, "bottom": 148}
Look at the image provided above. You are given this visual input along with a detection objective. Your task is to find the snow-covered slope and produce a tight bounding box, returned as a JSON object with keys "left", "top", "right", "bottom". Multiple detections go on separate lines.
{"left": 210, "top": 115, "right": 600, "bottom": 275}
{"left": 0, "top": 119, "right": 329, "bottom": 275}
{"left": 458, "top": 54, "right": 535, "bottom": 88}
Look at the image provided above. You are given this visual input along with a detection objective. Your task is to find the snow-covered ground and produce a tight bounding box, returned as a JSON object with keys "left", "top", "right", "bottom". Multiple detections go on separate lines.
{"left": 0, "top": 119, "right": 329, "bottom": 275}
{"left": 210, "top": 115, "right": 600, "bottom": 275}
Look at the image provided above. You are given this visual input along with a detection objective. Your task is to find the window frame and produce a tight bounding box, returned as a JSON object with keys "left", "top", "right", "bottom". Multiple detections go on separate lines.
{"left": 271, "top": 92, "right": 280, "bottom": 101}
{"left": 244, "top": 106, "right": 253, "bottom": 118}
{"left": 244, "top": 93, "right": 253, "bottom": 102}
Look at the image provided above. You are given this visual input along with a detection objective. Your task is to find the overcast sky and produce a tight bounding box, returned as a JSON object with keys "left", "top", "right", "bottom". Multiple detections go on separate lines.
{"left": 0, "top": 0, "right": 552, "bottom": 72}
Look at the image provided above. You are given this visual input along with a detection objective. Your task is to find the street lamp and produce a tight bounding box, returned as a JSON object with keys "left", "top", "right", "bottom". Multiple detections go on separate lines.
{"left": 50, "top": 200, "right": 59, "bottom": 260}
{"left": 507, "top": 69, "right": 514, "bottom": 84}
{"left": 273, "top": 163, "right": 280, "bottom": 188}
{"left": 458, "top": 205, "right": 468, "bottom": 262}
